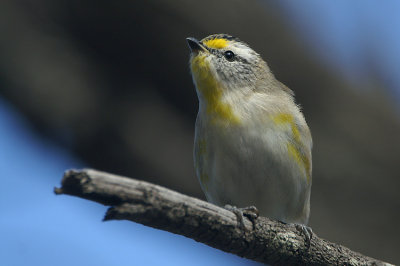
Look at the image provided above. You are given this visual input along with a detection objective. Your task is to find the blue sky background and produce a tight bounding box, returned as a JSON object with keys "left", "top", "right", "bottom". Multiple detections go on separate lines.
{"left": 1, "top": 1, "right": 400, "bottom": 265}
{"left": 0, "top": 98, "right": 259, "bottom": 266}
{"left": 274, "top": 0, "right": 400, "bottom": 100}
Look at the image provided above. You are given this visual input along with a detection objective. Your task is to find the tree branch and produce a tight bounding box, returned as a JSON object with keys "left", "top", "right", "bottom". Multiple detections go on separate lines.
{"left": 54, "top": 169, "right": 392, "bottom": 266}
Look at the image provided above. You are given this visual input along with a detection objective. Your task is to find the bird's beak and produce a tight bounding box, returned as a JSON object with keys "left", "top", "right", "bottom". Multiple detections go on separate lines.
{"left": 186, "top": 37, "right": 206, "bottom": 53}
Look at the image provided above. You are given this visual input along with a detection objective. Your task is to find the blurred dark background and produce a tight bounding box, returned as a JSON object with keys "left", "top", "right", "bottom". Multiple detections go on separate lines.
{"left": 1, "top": 0, "right": 399, "bottom": 265}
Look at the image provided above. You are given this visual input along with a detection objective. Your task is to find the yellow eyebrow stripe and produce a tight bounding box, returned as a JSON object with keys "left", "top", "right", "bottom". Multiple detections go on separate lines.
{"left": 203, "top": 38, "right": 228, "bottom": 49}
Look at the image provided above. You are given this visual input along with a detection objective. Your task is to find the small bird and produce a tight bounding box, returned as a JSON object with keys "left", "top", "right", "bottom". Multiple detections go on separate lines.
{"left": 186, "top": 34, "right": 312, "bottom": 230}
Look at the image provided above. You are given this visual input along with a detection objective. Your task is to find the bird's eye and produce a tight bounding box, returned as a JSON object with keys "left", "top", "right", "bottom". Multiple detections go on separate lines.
{"left": 224, "top": 50, "right": 235, "bottom": 61}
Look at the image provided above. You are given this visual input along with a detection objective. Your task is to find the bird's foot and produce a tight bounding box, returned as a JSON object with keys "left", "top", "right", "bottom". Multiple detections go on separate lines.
{"left": 224, "top": 205, "right": 259, "bottom": 230}
{"left": 294, "top": 223, "right": 313, "bottom": 248}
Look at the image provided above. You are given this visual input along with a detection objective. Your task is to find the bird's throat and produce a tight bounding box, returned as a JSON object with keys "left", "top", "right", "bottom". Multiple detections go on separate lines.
{"left": 191, "top": 55, "right": 240, "bottom": 125}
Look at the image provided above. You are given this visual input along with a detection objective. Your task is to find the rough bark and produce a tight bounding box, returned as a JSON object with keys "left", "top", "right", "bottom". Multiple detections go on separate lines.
{"left": 54, "top": 169, "right": 392, "bottom": 266}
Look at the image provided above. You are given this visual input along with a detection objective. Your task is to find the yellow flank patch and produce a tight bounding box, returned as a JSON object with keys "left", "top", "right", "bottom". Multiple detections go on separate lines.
{"left": 195, "top": 139, "right": 209, "bottom": 191}
{"left": 197, "top": 139, "right": 207, "bottom": 156}
{"left": 273, "top": 113, "right": 311, "bottom": 182}
{"left": 203, "top": 38, "right": 228, "bottom": 49}
{"left": 191, "top": 54, "right": 240, "bottom": 124}
{"left": 200, "top": 173, "right": 209, "bottom": 191}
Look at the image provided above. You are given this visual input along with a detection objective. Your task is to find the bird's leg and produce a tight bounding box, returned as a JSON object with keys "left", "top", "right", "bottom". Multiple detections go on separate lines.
{"left": 224, "top": 205, "right": 259, "bottom": 230}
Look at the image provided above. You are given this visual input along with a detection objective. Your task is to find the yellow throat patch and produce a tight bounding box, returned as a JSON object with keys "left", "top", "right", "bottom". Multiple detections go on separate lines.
{"left": 190, "top": 54, "right": 240, "bottom": 124}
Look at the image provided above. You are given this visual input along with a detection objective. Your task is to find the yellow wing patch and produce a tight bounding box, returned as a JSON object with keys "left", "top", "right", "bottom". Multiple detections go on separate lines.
{"left": 190, "top": 54, "right": 240, "bottom": 124}
{"left": 273, "top": 113, "right": 311, "bottom": 183}
{"left": 273, "top": 113, "right": 301, "bottom": 143}
{"left": 203, "top": 38, "right": 228, "bottom": 49}
{"left": 287, "top": 143, "right": 311, "bottom": 183}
